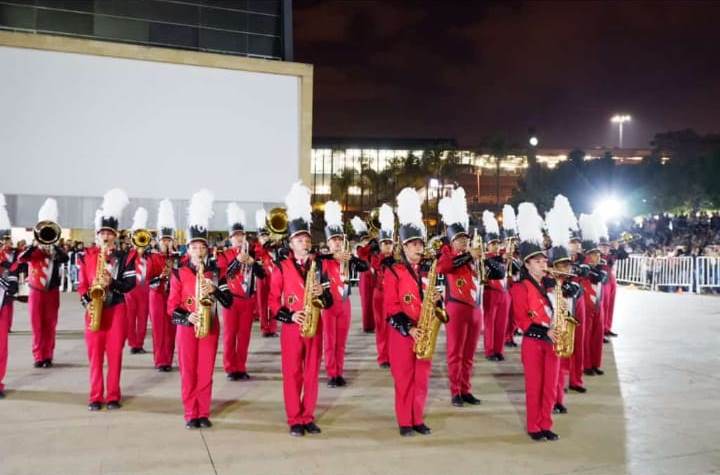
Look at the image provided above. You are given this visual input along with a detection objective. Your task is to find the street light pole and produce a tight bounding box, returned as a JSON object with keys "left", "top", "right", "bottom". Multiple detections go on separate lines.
{"left": 611, "top": 114, "right": 631, "bottom": 148}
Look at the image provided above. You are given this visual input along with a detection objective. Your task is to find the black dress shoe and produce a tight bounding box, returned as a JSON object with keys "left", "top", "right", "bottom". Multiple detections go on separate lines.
{"left": 594, "top": 368, "right": 604, "bottom": 375}
{"left": 461, "top": 393, "right": 482, "bottom": 405}
{"left": 603, "top": 337, "right": 610, "bottom": 344}
{"left": 553, "top": 403, "right": 568, "bottom": 414}
{"left": 485, "top": 355, "right": 499, "bottom": 362}
{"left": 106, "top": 401, "right": 122, "bottom": 410}
{"left": 0, "top": 390, "right": 5, "bottom": 399}
{"left": 327, "top": 377, "right": 338, "bottom": 388}
{"left": 130, "top": 347, "right": 140, "bottom": 354}
{"left": 543, "top": 430, "right": 560, "bottom": 441}
{"left": 158, "top": 365, "right": 172, "bottom": 372}
{"left": 379, "top": 362, "right": 391, "bottom": 368}
{"left": 363, "top": 329, "right": 375, "bottom": 334}
{"left": 304, "top": 422, "right": 321, "bottom": 434}
{"left": 494, "top": 353, "right": 505, "bottom": 361}
{"left": 42, "top": 359, "right": 53, "bottom": 368}
{"left": 289, "top": 424, "right": 305, "bottom": 437}
{"left": 569, "top": 385, "right": 587, "bottom": 393}
{"left": 137, "top": 348, "right": 147, "bottom": 354}
{"left": 607, "top": 331, "right": 618, "bottom": 337}
{"left": 237, "top": 372, "right": 250, "bottom": 380}
{"left": 262, "top": 332, "right": 279, "bottom": 338}
{"left": 528, "top": 431, "right": 545, "bottom": 441}
{"left": 583, "top": 369, "right": 595, "bottom": 376}
{"left": 88, "top": 401, "right": 103, "bottom": 411}
{"left": 336, "top": 376, "right": 347, "bottom": 387}
{"left": 33, "top": 361, "right": 43, "bottom": 368}
{"left": 451, "top": 395, "right": 464, "bottom": 407}
{"left": 185, "top": 419, "right": 200, "bottom": 430}
{"left": 413, "top": 424, "right": 432, "bottom": 435}
{"left": 505, "top": 340, "right": 518, "bottom": 348}
{"left": 399, "top": 426, "right": 414, "bottom": 437}
{"left": 197, "top": 417, "right": 212, "bottom": 428}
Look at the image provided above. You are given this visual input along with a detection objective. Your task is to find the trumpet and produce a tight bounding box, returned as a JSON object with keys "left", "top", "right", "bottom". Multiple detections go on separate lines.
{"left": 545, "top": 268, "right": 578, "bottom": 279}
{"left": 34, "top": 220, "right": 61, "bottom": 246}
{"left": 131, "top": 228, "right": 152, "bottom": 249}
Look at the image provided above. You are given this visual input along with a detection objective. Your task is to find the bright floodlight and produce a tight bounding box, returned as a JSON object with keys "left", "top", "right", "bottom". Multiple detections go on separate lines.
{"left": 529, "top": 136, "right": 539, "bottom": 147}
{"left": 595, "top": 197, "right": 624, "bottom": 220}
{"left": 611, "top": 114, "right": 631, "bottom": 124}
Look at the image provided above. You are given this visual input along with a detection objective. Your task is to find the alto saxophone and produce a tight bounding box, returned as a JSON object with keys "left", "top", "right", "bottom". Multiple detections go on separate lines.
{"left": 552, "top": 277, "right": 578, "bottom": 358}
{"left": 194, "top": 258, "right": 214, "bottom": 339}
{"left": 472, "top": 228, "right": 486, "bottom": 284}
{"left": 88, "top": 244, "right": 107, "bottom": 332}
{"left": 413, "top": 259, "right": 449, "bottom": 360}
{"left": 300, "top": 259, "right": 326, "bottom": 338}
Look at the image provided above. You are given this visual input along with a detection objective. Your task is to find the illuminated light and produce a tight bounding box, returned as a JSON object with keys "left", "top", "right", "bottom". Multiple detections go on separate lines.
{"left": 594, "top": 196, "right": 624, "bottom": 220}
{"left": 429, "top": 178, "right": 440, "bottom": 188}
{"left": 348, "top": 186, "right": 362, "bottom": 196}
{"left": 584, "top": 155, "right": 593, "bottom": 160}
{"left": 529, "top": 136, "right": 539, "bottom": 147}
{"left": 547, "top": 162, "right": 556, "bottom": 169}
{"left": 611, "top": 114, "right": 631, "bottom": 124}
{"left": 314, "top": 185, "right": 331, "bottom": 195}
{"left": 633, "top": 216, "right": 644, "bottom": 226}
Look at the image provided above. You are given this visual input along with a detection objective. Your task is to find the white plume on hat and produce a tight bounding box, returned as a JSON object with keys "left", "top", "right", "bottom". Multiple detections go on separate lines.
{"left": 545, "top": 207, "right": 570, "bottom": 250}
{"left": 255, "top": 209, "right": 267, "bottom": 229}
{"left": 94, "top": 209, "right": 103, "bottom": 231}
{"left": 502, "top": 204, "right": 517, "bottom": 232}
{"left": 579, "top": 213, "right": 600, "bottom": 243}
{"left": 0, "top": 193, "right": 11, "bottom": 230}
{"left": 100, "top": 188, "right": 129, "bottom": 222}
{"left": 157, "top": 199, "right": 176, "bottom": 231}
{"left": 440, "top": 187, "right": 469, "bottom": 228}
{"left": 285, "top": 181, "right": 312, "bottom": 223}
{"left": 397, "top": 188, "right": 423, "bottom": 228}
{"left": 517, "top": 202, "right": 544, "bottom": 246}
{"left": 595, "top": 213, "right": 609, "bottom": 241}
{"left": 438, "top": 196, "right": 452, "bottom": 224}
{"left": 324, "top": 201, "right": 343, "bottom": 228}
{"left": 379, "top": 203, "right": 394, "bottom": 232}
{"left": 350, "top": 216, "right": 367, "bottom": 234}
{"left": 188, "top": 189, "right": 215, "bottom": 229}
{"left": 131, "top": 207, "right": 148, "bottom": 231}
{"left": 482, "top": 210, "right": 499, "bottom": 235}
{"left": 226, "top": 202, "right": 246, "bottom": 228}
{"left": 38, "top": 198, "right": 59, "bottom": 223}
{"left": 553, "top": 194, "right": 578, "bottom": 231}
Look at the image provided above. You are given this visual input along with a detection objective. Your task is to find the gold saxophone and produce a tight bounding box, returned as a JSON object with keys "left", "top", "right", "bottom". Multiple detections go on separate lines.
{"left": 341, "top": 236, "right": 350, "bottom": 283}
{"left": 300, "top": 259, "right": 326, "bottom": 338}
{"left": 552, "top": 276, "right": 579, "bottom": 358}
{"left": 413, "top": 259, "right": 449, "bottom": 360}
{"left": 88, "top": 244, "right": 107, "bottom": 332}
{"left": 194, "top": 257, "right": 214, "bottom": 339}
{"left": 471, "top": 229, "right": 486, "bottom": 284}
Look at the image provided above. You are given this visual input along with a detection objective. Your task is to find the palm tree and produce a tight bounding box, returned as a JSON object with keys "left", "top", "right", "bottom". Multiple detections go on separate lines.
{"left": 333, "top": 167, "right": 356, "bottom": 211}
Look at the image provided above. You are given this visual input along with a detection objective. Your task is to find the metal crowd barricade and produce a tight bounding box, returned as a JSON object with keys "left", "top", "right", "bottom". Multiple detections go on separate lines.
{"left": 614, "top": 255, "right": 650, "bottom": 287}
{"left": 696, "top": 256, "right": 720, "bottom": 294}
{"left": 650, "top": 256, "right": 695, "bottom": 292}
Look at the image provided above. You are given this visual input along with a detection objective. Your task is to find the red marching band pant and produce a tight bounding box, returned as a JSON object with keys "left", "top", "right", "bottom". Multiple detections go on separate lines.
{"left": 0, "top": 303, "right": 11, "bottom": 392}
{"left": 358, "top": 272, "right": 375, "bottom": 332}
{"left": 28, "top": 287, "right": 60, "bottom": 363}
{"left": 84, "top": 304, "right": 127, "bottom": 403}
{"left": 445, "top": 300, "right": 482, "bottom": 396}
{"left": 483, "top": 288, "right": 510, "bottom": 356}
{"left": 603, "top": 273, "right": 618, "bottom": 333}
{"left": 556, "top": 357, "right": 570, "bottom": 406}
{"left": 372, "top": 289, "right": 389, "bottom": 365}
{"left": 125, "top": 282, "right": 149, "bottom": 350}
{"left": 175, "top": 319, "right": 219, "bottom": 421}
{"left": 221, "top": 296, "right": 255, "bottom": 373}
{"left": 569, "top": 296, "right": 586, "bottom": 387}
{"left": 280, "top": 320, "right": 323, "bottom": 426}
{"left": 388, "top": 328, "right": 431, "bottom": 427}
{"left": 521, "top": 336, "right": 560, "bottom": 433}
{"left": 149, "top": 289, "right": 175, "bottom": 368}
{"left": 255, "top": 276, "right": 276, "bottom": 335}
{"left": 322, "top": 297, "right": 351, "bottom": 378}
{"left": 584, "top": 299, "right": 605, "bottom": 370}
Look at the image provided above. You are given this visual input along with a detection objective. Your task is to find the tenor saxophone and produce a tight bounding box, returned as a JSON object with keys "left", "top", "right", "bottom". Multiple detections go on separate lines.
{"left": 300, "top": 259, "right": 325, "bottom": 338}
{"left": 553, "top": 277, "right": 578, "bottom": 358}
{"left": 88, "top": 244, "right": 108, "bottom": 332}
{"left": 194, "top": 258, "right": 213, "bottom": 338}
{"left": 413, "top": 259, "right": 449, "bottom": 360}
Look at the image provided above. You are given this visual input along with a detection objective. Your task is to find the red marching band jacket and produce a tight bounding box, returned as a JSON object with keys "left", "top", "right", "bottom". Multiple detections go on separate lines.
{"left": 126, "top": 248, "right": 156, "bottom": 287}
{"left": 383, "top": 260, "right": 437, "bottom": 337}
{"left": 510, "top": 277, "right": 554, "bottom": 341}
{"left": 18, "top": 244, "right": 69, "bottom": 291}
{"left": 254, "top": 241, "right": 275, "bottom": 275}
{"left": 77, "top": 246, "right": 136, "bottom": 309}
{"left": 147, "top": 251, "right": 179, "bottom": 295}
{"left": 371, "top": 252, "right": 395, "bottom": 293}
{"left": 167, "top": 259, "right": 233, "bottom": 328}
{"left": 216, "top": 246, "right": 266, "bottom": 300}
{"left": 269, "top": 253, "right": 333, "bottom": 324}
{"left": 436, "top": 245, "right": 478, "bottom": 307}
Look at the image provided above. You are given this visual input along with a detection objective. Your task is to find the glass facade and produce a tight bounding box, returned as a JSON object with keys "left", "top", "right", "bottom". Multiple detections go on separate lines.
{"left": 0, "top": 0, "right": 291, "bottom": 60}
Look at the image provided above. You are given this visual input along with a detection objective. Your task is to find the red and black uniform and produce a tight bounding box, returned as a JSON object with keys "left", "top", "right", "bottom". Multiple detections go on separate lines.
{"left": 510, "top": 275, "right": 560, "bottom": 434}
{"left": 216, "top": 245, "right": 265, "bottom": 376}
{"left": 269, "top": 252, "right": 333, "bottom": 427}
{"left": 437, "top": 246, "right": 482, "bottom": 398}
{"left": 580, "top": 259, "right": 608, "bottom": 373}
{"left": 356, "top": 242, "right": 375, "bottom": 332}
{"left": 483, "top": 252, "right": 511, "bottom": 357}
{"left": 568, "top": 254, "right": 588, "bottom": 389}
{"left": 254, "top": 241, "right": 277, "bottom": 336}
{"left": 370, "top": 251, "right": 396, "bottom": 365}
{"left": 0, "top": 247, "right": 17, "bottom": 332}
{"left": 317, "top": 253, "right": 368, "bottom": 380}
{"left": 147, "top": 251, "right": 178, "bottom": 369}
{"left": 547, "top": 276, "right": 583, "bottom": 408}
{"left": 18, "top": 244, "right": 69, "bottom": 365}
{"left": 168, "top": 258, "right": 232, "bottom": 422}
{"left": 602, "top": 248, "right": 627, "bottom": 334}
{"left": 78, "top": 247, "right": 136, "bottom": 404}
{"left": 384, "top": 259, "right": 438, "bottom": 428}
{"left": 125, "top": 248, "right": 152, "bottom": 351}
{"left": 0, "top": 261, "right": 19, "bottom": 394}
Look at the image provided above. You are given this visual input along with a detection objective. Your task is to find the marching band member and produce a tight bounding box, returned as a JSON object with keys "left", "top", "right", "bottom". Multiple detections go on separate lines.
{"left": 384, "top": 187, "right": 443, "bottom": 436}
{"left": 370, "top": 204, "right": 396, "bottom": 368}
{"left": 168, "top": 190, "right": 232, "bottom": 429}
{"left": 217, "top": 203, "right": 265, "bottom": 381}
{"left": 269, "top": 182, "right": 333, "bottom": 436}
{"left": 320, "top": 202, "right": 369, "bottom": 387}
{"left": 502, "top": 204, "right": 521, "bottom": 348}
{"left": 509, "top": 202, "right": 560, "bottom": 441}
{"left": 600, "top": 230, "right": 628, "bottom": 339}
{"left": 437, "top": 188, "right": 483, "bottom": 407}
{"left": 78, "top": 189, "right": 135, "bottom": 410}
{"left": 148, "top": 199, "right": 178, "bottom": 372}
{"left": 352, "top": 217, "right": 375, "bottom": 333}
{"left": 254, "top": 209, "right": 278, "bottom": 338}
{"left": 125, "top": 207, "right": 151, "bottom": 354}
{"left": 0, "top": 197, "right": 18, "bottom": 399}
{"left": 579, "top": 214, "right": 609, "bottom": 377}
{"left": 482, "top": 209, "right": 511, "bottom": 360}
{"left": 545, "top": 204, "right": 583, "bottom": 415}
{"left": 18, "top": 198, "right": 68, "bottom": 368}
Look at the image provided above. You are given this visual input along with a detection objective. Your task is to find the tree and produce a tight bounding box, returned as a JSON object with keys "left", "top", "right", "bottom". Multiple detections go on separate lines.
{"left": 333, "top": 168, "right": 355, "bottom": 211}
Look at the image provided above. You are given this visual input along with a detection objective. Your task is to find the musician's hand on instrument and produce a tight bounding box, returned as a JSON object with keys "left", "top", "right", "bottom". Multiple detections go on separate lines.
{"left": 470, "top": 248, "right": 482, "bottom": 260}
{"left": 188, "top": 313, "right": 200, "bottom": 325}
{"left": 431, "top": 288, "right": 443, "bottom": 303}
{"left": 201, "top": 279, "right": 215, "bottom": 295}
{"left": 101, "top": 271, "right": 112, "bottom": 288}
{"left": 547, "top": 328, "right": 557, "bottom": 343}
{"left": 334, "top": 251, "right": 351, "bottom": 262}
{"left": 409, "top": 327, "right": 421, "bottom": 341}
{"left": 311, "top": 283, "right": 323, "bottom": 297}
{"left": 292, "top": 311, "right": 306, "bottom": 325}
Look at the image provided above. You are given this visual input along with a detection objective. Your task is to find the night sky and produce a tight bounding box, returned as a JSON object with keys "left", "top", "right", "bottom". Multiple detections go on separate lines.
{"left": 294, "top": 0, "right": 720, "bottom": 149}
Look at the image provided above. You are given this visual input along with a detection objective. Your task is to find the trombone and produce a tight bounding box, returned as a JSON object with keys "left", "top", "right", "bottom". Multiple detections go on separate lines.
{"left": 34, "top": 220, "right": 61, "bottom": 246}
{"left": 265, "top": 207, "right": 288, "bottom": 244}
{"left": 131, "top": 229, "right": 152, "bottom": 250}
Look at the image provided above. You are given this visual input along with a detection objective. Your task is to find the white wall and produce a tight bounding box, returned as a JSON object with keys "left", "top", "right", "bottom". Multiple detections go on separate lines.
{"left": 0, "top": 45, "right": 300, "bottom": 204}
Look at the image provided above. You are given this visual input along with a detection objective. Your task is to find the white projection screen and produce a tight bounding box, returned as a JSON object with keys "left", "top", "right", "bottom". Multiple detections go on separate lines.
{"left": 0, "top": 32, "right": 313, "bottom": 221}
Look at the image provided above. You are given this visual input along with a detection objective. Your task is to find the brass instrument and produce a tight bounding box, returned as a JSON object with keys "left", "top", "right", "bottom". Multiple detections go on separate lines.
{"left": 552, "top": 275, "right": 579, "bottom": 358}
{"left": 615, "top": 231, "right": 640, "bottom": 245}
{"left": 300, "top": 259, "right": 326, "bottom": 338}
{"left": 194, "top": 256, "right": 214, "bottom": 339}
{"left": 34, "top": 220, "right": 61, "bottom": 246}
{"left": 413, "top": 259, "right": 449, "bottom": 360}
{"left": 546, "top": 269, "right": 578, "bottom": 279}
{"left": 471, "top": 228, "right": 486, "bottom": 284}
{"left": 367, "top": 208, "right": 381, "bottom": 237}
{"left": 266, "top": 207, "right": 288, "bottom": 243}
{"left": 88, "top": 244, "right": 108, "bottom": 332}
{"left": 131, "top": 228, "right": 152, "bottom": 249}
{"left": 505, "top": 236, "right": 517, "bottom": 285}
{"left": 341, "top": 236, "right": 350, "bottom": 283}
